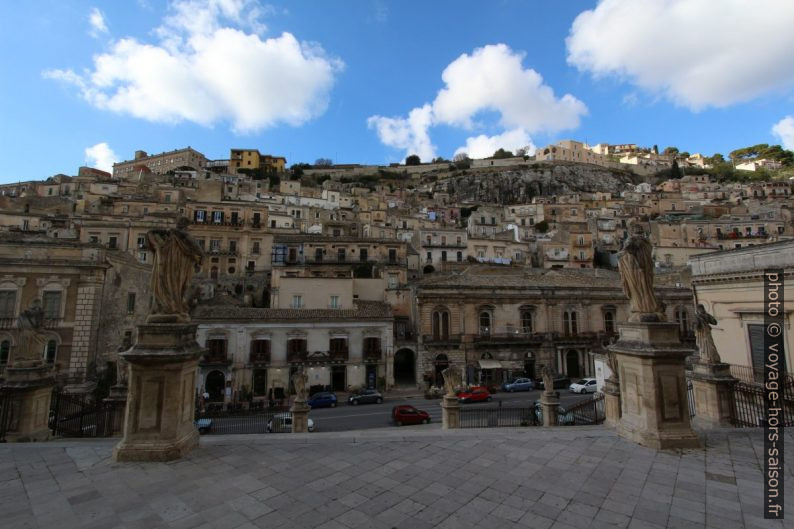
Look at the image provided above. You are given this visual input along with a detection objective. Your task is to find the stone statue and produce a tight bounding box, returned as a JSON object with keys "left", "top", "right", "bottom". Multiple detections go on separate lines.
{"left": 16, "top": 299, "right": 46, "bottom": 363}
{"left": 618, "top": 233, "right": 666, "bottom": 322}
{"left": 146, "top": 217, "right": 204, "bottom": 323}
{"left": 541, "top": 365, "right": 554, "bottom": 394}
{"left": 606, "top": 351, "right": 619, "bottom": 382}
{"left": 694, "top": 304, "right": 721, "bottom": 364}
{"left": 116, "top": 355, "right": 129, "bottom": 387}
{"left": 291, "top": 367, "right": 308, "bottom": 402}
{"left": 441, "top": 365, "right": 462, "bottom": 397}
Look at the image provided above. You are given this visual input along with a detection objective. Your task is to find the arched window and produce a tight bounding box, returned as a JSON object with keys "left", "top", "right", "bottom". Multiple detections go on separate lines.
{"left": 432, "top": 309, "right": 450, "bottom": 340}
{"left": 520, "top": 307, "right": 534, "bottom": 334}
{"left": 602, "top": 305, "right": 616, "bottom": 335}
{"left": 44, "top": 340, "right": 57, "bottom": 363}
{"left": 563, "top": 311, "right": 578, "bottom": 336}
{"left": 479, "top": 310, "right": 491, "bottom": 336}
{"left": 675, "top": 307, "right": 689, "bottom": 336}
{"left": 0, "top": 340, "right": 9, "bottom": 364}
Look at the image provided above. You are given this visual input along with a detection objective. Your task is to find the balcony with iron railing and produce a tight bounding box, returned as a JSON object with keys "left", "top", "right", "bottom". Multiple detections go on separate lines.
{"left": 716, "top": 231, "right": 767, "bottom": 240}
{"left": 206, "top": 248, "right": 239, "bottom": 257}
{"left": 472, "top": 328, "right": 544, "bottom": 344}
{"left": 249, "top": 350, "right": 271, "bottom": 364}
{"left": 201, "top": 352, "right": 231, "bottom": 365}
{"left": 422, "top": 334, "right": 462, "bottom": 345}
{"left": 191, "top": 218, "right": 244, "bottom": 228}
{"left": 363, "top": 348, "right": 382, "bottom": 361}
{"left": 287, "top": 350, "right": 308, "bottom": 363}
{"left": 274, "top": 256, "right": 406, "bottom": 267}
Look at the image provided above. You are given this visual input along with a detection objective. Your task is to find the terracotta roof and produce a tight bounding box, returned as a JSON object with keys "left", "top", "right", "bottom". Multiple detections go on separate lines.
{"left": 193, "top": 300, "right": 393, "bottom": 321}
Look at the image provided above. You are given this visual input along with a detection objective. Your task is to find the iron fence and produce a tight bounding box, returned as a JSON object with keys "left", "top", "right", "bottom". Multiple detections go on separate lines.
{"left": 0, "top": 391, "right": 20, "bottom": 442}
{"left": 49, "top": 391, "right": 124, "bottom": 438}
{"left": 194, "top": 406, "right": 291, "bottom": 435}
{"left": 460, "top": 406, "right": 538, "bottom": 428}
{"left": 732, "top": 379, "right": 794, "bottom": 428}
{"left": 560, "top": 394, "right": 605, "bottom": 426}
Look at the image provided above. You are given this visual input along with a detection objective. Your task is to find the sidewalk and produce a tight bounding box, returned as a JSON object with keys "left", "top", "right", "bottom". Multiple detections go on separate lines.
{"left": 1, "top": 427, "right": 790, "bottom": 529}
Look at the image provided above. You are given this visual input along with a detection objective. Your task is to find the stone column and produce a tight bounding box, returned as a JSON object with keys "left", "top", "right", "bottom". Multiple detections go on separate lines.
{"left": 608, "top": 322, "right": 700, "bottom": 450}
{"left": 441, "top": 395, "right": 460, "bottom": 429}
{"left": 291, "top": 400, "right": 311, "bottom": 433}
{"left": 113, "top": 323, "right": 202, "bottom": 462}
{"left": 689, "top": 361, "right": 737, "bottom": 430}
{"left": 604, "top": 377, "right": 621, "bottom": 428}
{"left": 1, "top": 362, "right": 55, "bottom": 442}
{"left": 540, "top": 390, "right": 560, "bottom": 427}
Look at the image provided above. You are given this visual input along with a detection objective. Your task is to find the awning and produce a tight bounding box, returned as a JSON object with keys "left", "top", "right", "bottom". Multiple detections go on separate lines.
{"left": 478, "top": 359, "right": 503, "bottom": 369}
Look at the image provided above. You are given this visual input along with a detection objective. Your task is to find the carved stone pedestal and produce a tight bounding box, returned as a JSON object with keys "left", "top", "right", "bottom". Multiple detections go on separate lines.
{"left": 113, "top": 324, "right": 202, "bottom": 462}
{"left": 608, "top": 322, "right": 700, "bottom": 450}
{"left": 291, "top": 401, "right": 311, "bottom": 433}
{"left": 690, "top": 362, "right": 737, "bottom": 430}
{"left": 540, "top": 391, "right": 560, "bottom": 427}
{"left": 604, "top": 378, "right": 621, "bottom": 428}
{"left": 441, "top": 395, "right": 460, "bottom": 429}
{"left": 1, "top": 363, "right": 54, "bottom": 442}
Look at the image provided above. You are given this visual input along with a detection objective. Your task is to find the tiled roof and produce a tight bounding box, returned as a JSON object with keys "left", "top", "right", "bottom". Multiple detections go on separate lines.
{"left": 193, "top": 300, "right": 393, "bottom": 321}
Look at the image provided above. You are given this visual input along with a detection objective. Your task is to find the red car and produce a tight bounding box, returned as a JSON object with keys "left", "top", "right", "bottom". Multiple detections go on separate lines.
{"left": 457, "top": 387, "right": 492, "bottom": 403}
{"left": 392, "top": 405, "right": 431, "bottom": 426}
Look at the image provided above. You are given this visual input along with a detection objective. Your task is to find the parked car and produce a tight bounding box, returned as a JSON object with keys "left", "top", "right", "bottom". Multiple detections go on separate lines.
{"left": 348, "top": 389, "right": 384, "bottom": 405}
{"left": 392, "top": 405, "right": 431, "bottom": 426}
{"left": 267, "top": 413, "right": 315, "bottom": 433}
{"left": 457, "top": 387, "right": 492, "bottom": 403}
{"left": 569, "top": 378, "right": 597, "bottom": 394}
{"left": 502, "top": 378, "right": 535, "bottom": 392}
{"left": 195, "top": 418, "right": 212, "bottom": 434}
{"left": 307, "top": 392, "right": 338, "bottom": 408}
{"left": 535, "top": 375, "right": 571, "bottom": 390}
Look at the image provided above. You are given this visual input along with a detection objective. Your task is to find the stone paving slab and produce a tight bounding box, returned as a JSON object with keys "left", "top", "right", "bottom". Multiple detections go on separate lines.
{"left": 0, "top": 426, "right": 792, "bottom": 529}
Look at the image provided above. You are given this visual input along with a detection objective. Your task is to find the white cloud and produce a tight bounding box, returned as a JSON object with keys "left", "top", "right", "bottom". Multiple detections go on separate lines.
{"left": 454, "top": 128, "right": 536, "bottom": 160}
{"left": 567, "top": 0, "right": 794, "bottom": 110}
{"left": 772, "top": 116, "right": 794, "bottom": 150}
{"left": 88, "top": 7, "right": 109, "bottom": 38}
{"left": 85, "top": 142, "right": 119, "bottom": 172}
{"left": 367, "top": 104, "right": 435, "bottom": 162}
{"left": 368, "top": 43, "right": 586, "bottom": 160}
{"left": 47, "top": 0, "right": 342, "bottom": 133}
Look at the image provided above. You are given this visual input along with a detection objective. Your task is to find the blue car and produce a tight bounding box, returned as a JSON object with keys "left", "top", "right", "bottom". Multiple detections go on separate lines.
{"left": 307, "top": 392, "right": 338, "bottom": 408}
{"left": 502, "top": 378, "right": 535, "bottom": 392}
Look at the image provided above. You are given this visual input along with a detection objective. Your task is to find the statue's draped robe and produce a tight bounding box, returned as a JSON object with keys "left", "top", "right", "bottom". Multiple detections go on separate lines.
{"left": 442, "top": 366, "right": 462, "bottom": 397}
{"left": 695, "top": 310, "right": 721, "bottom": 364}
{"left": 618, "top": 239, "right": 664, "bottom": 321}
{"left": 147, "top": 230, "right": 203, "bottom": 319}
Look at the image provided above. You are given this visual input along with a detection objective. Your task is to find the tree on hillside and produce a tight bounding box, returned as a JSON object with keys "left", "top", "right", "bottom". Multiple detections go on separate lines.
{"left": 652, "top": 144, "right": 659, "bottom": 155}
{"left": 534, "top": 220, "right": 549, "bottom": 233}
{"left": 453, "top": 152, "right": 471, "bottom": 169}
{"left": 492, "top": 148, "right": 514, "bottom": 159}
{"left": 729, "top": 144, "right": 794, "bottom": 166}
{"left": 314, "top": 158, "right": 333, "bottom": 167}
{"left": 431, "top": 157, "right": 449, "bottom": 164}
{"left": 405, "top": 154, "right": 421, "bottom": 166}
{"left": 670, "top": 159, "right": 682, "bottom": 179}
{"left": 708, "top": 153, "right": 725, "bottom": 165}
{"left": 663, "top": 146, "right": 679, "bottom": 156}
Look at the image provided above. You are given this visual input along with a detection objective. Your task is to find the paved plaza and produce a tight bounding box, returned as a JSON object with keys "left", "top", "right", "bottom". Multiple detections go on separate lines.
{"left": 1, "top": 426, "right": 791, "bottom": 529}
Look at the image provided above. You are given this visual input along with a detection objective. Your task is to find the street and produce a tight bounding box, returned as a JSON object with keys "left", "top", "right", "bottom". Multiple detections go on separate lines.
{"left": 307, "top": 389, "right": 595, "bottom": 432}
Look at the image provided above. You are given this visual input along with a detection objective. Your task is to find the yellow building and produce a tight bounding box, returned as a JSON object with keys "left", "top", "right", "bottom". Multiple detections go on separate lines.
{"left": 229, "top": 149, "right": 287, "bottom": 174}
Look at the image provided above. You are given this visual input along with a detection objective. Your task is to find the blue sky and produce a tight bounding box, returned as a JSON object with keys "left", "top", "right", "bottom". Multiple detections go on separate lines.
{"left": 1, "top": 0, "right": 794, "bottom": 183}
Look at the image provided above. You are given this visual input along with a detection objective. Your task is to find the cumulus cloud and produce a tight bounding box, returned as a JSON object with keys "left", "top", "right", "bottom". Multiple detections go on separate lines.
{"left": 567, "top": 0, "right": 794, "bottom": 110}
{"left": 46, "top": 0, "right": 342, "bottom": 133}
{"left": 368, "top": 43, "right": 586, "bottom": 160}
{"left": 88, "top": 7, "right": 109, "bottom": 38}
{"left": 85, "top": 142, "right": 119, "bottom": 172}
{"left": 367, "top": 104, "right": 435, "bottom": 162}
{"left": 455, "top": 129, "right": 535, "bottom": 159}
{"left": 772, "top": 116, "right": 794, "bottom": 150}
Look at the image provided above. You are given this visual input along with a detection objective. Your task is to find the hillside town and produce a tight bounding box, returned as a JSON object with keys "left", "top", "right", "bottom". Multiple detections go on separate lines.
{"left": 0, "top": 140, "right": 791, "bottom": 409}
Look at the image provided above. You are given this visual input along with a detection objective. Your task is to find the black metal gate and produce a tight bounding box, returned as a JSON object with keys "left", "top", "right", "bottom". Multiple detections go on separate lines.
{"left": 49, "top": 390, "right": 124, "bottom": 438}
{"left": 732, "top": 375, "right": 794, "bottom": 428}
{"left": 0, "top": 391, "right": 20, "bottom": 442}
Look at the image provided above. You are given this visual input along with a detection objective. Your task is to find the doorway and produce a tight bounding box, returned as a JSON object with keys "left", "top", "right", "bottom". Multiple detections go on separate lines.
{"left": 566, "top": 350, "right": 581, "bottom": 379}
{"left": 433, "top": 354, "right": 449, "bottom": 387}
{"left": 331, "top": 365, "right": 346, "bottom": 392}
{"left": 524, "top": 353, "right": 536, "bottom": 380}
{"left": 205, "top": 370, "right": 225, "bottom": 401}
{"left": 393, "top": 349, "right": 416, "bottom": 385}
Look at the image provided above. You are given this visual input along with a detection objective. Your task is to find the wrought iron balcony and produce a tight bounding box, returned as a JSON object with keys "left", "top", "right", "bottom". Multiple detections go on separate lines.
{"left": 201, "top": 353, "right": 230, "bottom": 365}
{"left": 249, "top": 351, "right": 271, "bottom": 364}
{"left": 287, "top": 350, "right": 307, "bottom": 363}
{"left": 422, "top": 334, "right": 461, "bottom": 345}
{"left": 363, "top": 348, "right": 382, "bottom": 361}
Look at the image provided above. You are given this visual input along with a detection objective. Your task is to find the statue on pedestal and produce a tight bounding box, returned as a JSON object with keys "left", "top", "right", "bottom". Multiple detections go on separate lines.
{"left": 694, "top": 304, "right": 721, "bottom": 364}
{"left": 541, "top": 365, "right": 554, "bottom": 394}
{"left": 116, "top": 354, "right": 129, "bottom": 387}
{"left": 441, "top": 365, "right": 462, "bottom": 397}
{"left": 618, "top": 232, "right": 666, "bottom": 322}
{"left": 291, "top": 367, "right": 308, "bottom": 402}
{"left": 146, "top": 217, "right": 204, "bottom": 323}
{"left": 16, "top": 299, "right": 46, "bottom": 364}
